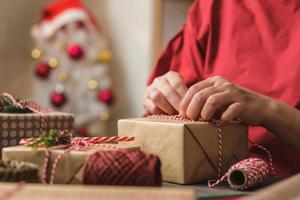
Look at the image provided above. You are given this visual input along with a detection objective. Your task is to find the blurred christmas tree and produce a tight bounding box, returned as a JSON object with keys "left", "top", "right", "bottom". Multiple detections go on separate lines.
{"left": 30, "top": 0, "right": 114, "bottom": 136}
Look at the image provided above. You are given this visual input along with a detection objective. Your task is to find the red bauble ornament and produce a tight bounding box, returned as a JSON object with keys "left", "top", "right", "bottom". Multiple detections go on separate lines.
{"left": 35, "top": 63, "right": 50, "bottom": 79}
{"left": 77, "top": 126, "right": 89, "bottom": 136}
{"left": 98, "top": 89, "right": 114, "bottom": 105}
{"left": 50, "top": 91, "right": 67, "bottom": 107}
{"left": 67, "top": 43, "right": 84, "bottom": 60}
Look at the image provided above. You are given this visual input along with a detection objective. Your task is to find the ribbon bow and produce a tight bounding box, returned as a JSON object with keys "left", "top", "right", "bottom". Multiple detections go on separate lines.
{"left": 1, "top": 93, "right": 52, "bottom": 113}
{"left": 1, "top": 92, "right": 53, "bottom": 133}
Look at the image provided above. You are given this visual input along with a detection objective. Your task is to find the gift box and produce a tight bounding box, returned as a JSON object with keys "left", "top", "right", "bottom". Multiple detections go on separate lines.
{"left": 118, "top": 117, "right": 248, "bottom": 184}
{"left": 2, "top": 144, "right": 139, "bottom": 184}
{"left": 0, "top": 183, "right": 195, "bottom": 200}
{"left": 0, "top": 112, "right": 74, "bottom": 151}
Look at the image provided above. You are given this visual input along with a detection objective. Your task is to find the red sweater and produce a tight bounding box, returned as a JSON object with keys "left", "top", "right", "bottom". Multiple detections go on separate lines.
{"left": 148, "top": 0, "right": 300, "bottom": 178}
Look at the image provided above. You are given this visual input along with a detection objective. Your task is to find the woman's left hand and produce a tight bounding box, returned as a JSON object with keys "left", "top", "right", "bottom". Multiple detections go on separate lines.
{"left": 179, "top": 76, "right": 272, "bottom": 125}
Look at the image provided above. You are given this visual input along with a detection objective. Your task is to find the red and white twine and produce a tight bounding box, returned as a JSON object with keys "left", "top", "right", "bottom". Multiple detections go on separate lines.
{"left": 71, "top": 136, "right": 135, "bottom": 146}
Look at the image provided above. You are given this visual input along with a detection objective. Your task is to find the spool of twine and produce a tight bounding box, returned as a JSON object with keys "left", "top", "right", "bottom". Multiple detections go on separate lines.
{"left": 227, "top": 158, "right": 269, "bottom": 190}
{"left": 83, "top": 149, "right": 162, "bottom": 186}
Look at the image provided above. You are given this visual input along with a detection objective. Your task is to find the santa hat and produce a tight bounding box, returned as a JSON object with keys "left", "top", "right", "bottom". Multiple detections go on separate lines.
{"left": 35, "top": 0, "right": 98, "bottom": 39}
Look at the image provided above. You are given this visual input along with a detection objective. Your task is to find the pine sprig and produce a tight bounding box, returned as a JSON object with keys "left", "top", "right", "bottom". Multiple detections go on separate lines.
{"left": 27, "top": 129, "right": 72, "bottom": 149}
{"left": 0, "top": 96, "right": 31, "bottom": 113}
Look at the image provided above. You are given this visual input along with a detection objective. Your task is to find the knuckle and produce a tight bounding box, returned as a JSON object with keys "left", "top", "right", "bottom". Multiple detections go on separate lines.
{"left": 159, "top": 80, "right": 173, "bottom": 97}
{"left": 166, "top": 71, "right": 176, "bottom": 76}
{"left": 153, "top": 77, "right": 162, "bottom": 85}
{"left": 166, "top": 71, "right": 177, "bottom": 77}
{"left": 207, "top": 95, "right": 220, "bottom": 107}
{"left": 160, "top": 80, "right": 169, "bottom": 89}
{"left": 223, "top": 82, "right": 234, "bottom": 90}
{"left": 149, "top": 89, "right": 160, "bottom": 101}
{"left": 194, "top": 92, "right": 206, "bottom": 102}
{"left": 173, "top": 80, "right": 183, "bottom": 89}
{"left": 189, "top": 85, "right": 199, "bottom": 94}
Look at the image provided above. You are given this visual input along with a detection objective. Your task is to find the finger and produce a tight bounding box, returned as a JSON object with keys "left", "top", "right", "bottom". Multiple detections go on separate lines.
{"left": 201, "top": 92, "right": 234, "bottom": 120}
{"left": 143, "top": 98, "right": 164, "bottom": 114}
{"left": 180, "top": 80, "right": 214, "bottom": 117}
{"left": 148, "top": 88, "right": 176, "bottom": 114}
{"left": 154, "top": 79, "right": 182, "bottom": 111}
{"left": 185, "top": 86, "right": 221, "bottom": 120}
{"left": 220, "top": 102, "right": 242, "bottom": 122}
{"left": 166, "top": 72, "right": 188, "bottom": 98}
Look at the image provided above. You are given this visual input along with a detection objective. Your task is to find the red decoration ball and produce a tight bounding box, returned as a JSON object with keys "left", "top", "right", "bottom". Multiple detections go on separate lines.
{"left": 35, "top": 63, "right": 50, "bottom": 79}
{"left": 50, "top": 92, "right": 67, "bottom": 108}
{"left": 77, "top": 126, "right": 89, "bottom": 136}
{"left": 67, "top": 43, "right": 84, "bottom": 60}
{"left": 98, "top": 89, "right": 114, "bottom": 105}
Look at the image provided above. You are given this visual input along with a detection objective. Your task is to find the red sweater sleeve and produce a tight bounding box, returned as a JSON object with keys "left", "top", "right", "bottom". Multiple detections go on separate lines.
{"left": 147, "top": 0, "right": 207, "bottom": 86}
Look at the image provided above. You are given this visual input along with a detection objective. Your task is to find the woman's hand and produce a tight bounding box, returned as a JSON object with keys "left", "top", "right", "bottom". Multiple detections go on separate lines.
{"left": 144, "top": 71, "right": 188, "bottom": 115}
{"left": 180, "top": 76, "right": 272, "bottom": 126}
{"left": 145, "top": 73, "right": 300, "bottom": 152}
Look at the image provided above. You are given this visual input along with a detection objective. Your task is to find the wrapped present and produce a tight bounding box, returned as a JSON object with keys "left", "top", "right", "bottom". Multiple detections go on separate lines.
{"left": 0, "top": 93, "right": 74, "bottom": 151}
{"left": 0, "top": 183, "right": 195, "bottom": 200}
{"left": 2, "top": 144, "right": 140, "bottom": 184}
{"left": 0, "top": 160, "right": 39, "bottom": 183}
{"left": 118, "top": 116, "right": 248, "bottom": 184}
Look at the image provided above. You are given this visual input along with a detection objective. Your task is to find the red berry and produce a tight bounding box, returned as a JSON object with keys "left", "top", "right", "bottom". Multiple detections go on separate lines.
{"left": 50, "top": 92, "right": 67, "bottom": 107}
{"left": 35, "top": 63, "right": 50, "bottom": 79}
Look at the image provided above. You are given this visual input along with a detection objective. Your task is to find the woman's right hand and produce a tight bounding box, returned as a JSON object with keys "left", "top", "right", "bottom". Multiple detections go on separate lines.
{"left": 143, "top": 71, "right": 188, "bottom": 115}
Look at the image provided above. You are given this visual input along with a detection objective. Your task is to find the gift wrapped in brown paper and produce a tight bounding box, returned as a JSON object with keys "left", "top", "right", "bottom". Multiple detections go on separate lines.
{"left": 0, "top": 93, "right": 74, "bottom": 151}
{"left": 0, "top": 112, "right": 74, "bottom": 150}
{"left": 118, "top": 117, "right": 248, "bottom": 184}
{"left": 2, "top": 144, "right": 139, "bottom": 184}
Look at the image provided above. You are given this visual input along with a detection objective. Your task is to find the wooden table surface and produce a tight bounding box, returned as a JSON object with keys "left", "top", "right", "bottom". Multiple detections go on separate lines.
{"left": 0, "top": 180, "right": 279, "bottom": 200}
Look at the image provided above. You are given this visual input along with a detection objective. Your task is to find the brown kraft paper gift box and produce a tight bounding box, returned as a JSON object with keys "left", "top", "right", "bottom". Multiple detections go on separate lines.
{"left": 2, "top": 144, "right": 140, "bottom": 184}
{"left": 0, "top": 112, "right": 74, "bottom": 151}
{"left": 118, "top": 118, "right": 248, "bottom": 184}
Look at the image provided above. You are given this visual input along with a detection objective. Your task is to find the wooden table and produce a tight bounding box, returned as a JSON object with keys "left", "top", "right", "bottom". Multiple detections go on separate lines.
{"left": 0, "top": 180, "right": 279, "bottom": 200}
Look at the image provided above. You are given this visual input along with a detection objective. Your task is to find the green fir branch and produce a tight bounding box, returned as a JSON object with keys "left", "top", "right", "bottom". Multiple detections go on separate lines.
{"left": 0, "top": 96, "right": 31, "bottom": 113}
{"left": 28, "top": 129, "right": 59, "bottom": 149}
